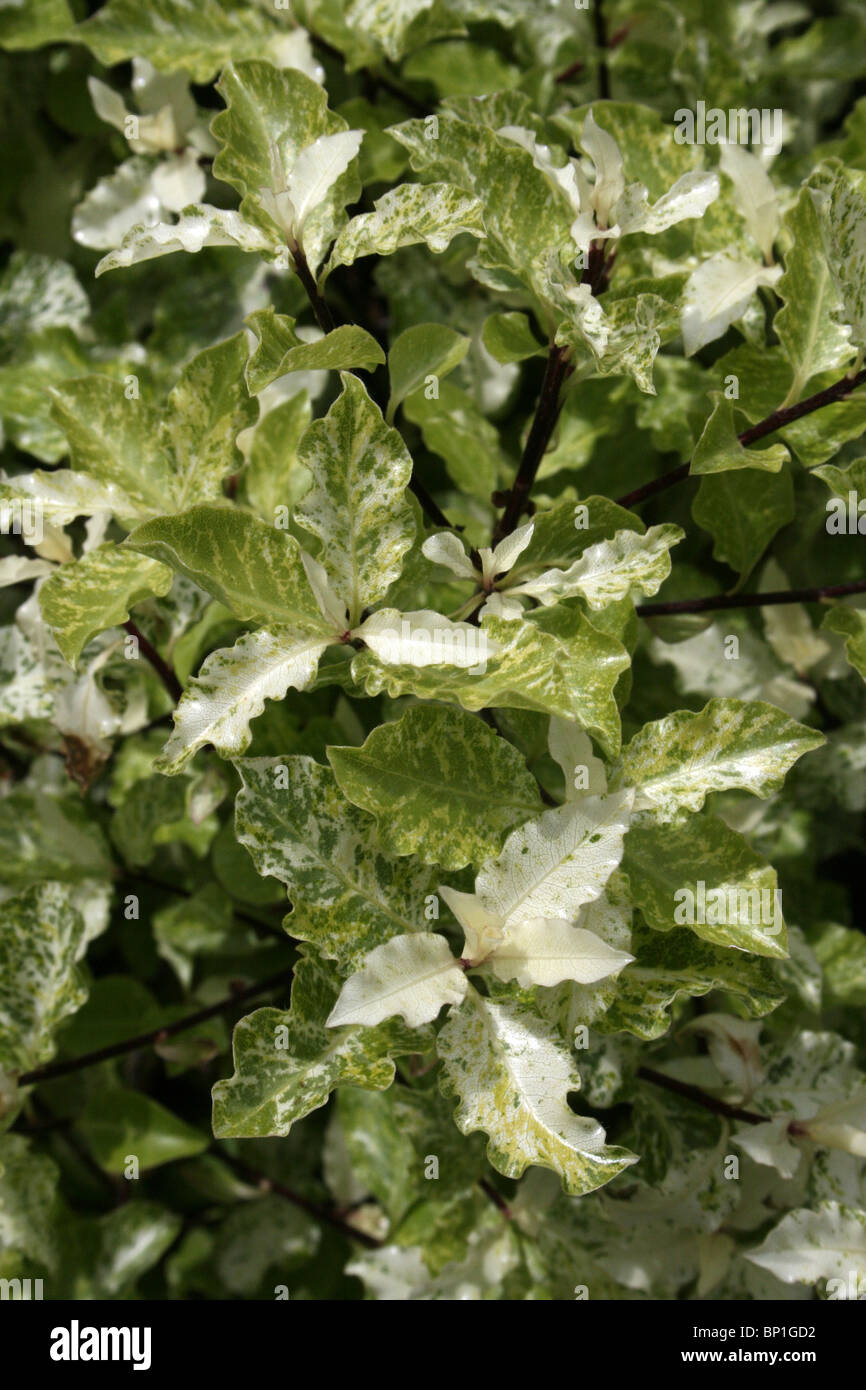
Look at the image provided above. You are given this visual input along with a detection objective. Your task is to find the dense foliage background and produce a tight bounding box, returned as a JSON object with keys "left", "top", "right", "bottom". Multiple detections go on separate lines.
{"left": 1, "top": 0, "right": 865, "bottom": 1302}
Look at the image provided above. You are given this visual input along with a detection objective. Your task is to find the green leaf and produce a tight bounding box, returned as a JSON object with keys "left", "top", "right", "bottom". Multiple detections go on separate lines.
{"left": 124, "top": 505, "right": 325, "bottom": 629}
{"left": 78, "top": 1090, "right": 208, "bottom": 1173}
{"left": 234, "top": 756, "right": 437, "bottom": 970}
{"left": 602, "top": 922, "right": 784, "bottom": 1040}
{"left": 776, "top": 187, "right": 855, "bottom": 403}
{"left": 162, "top": 333, "right": 258, "bottom": 507}
{"left": 692, "top": 395, "right": 790, "bottom": 475}
{"left": 157, "top": 627, "right": 330, "bottom": 773}
{"left": 624, "top": 815, "right": 788, "bottom": 958}
{"left": 326, "top": 182, "right": 484, "bottom": 277}
{"left": 0, "top": 784, "right": 111, "bottom": 889}
{"left": 402, "top": 379, "right": 505, "bottom": 500}
{"left": 212, "top": 952, "right": 422, "bottom": 1138}
{"left": 241, "top": 392, "right": 312, "bottom": 524}
{"left": 438, "top": 985, "right": 637, "bottom": 1195}
{"left": 75, "top": 0, "right": 287, "bottom": 83}
{"left": 351, "top": 607, "right": 630, "bottom": 757}
{"left": 244, "top": 309, "right": 384, "bottom": 394}
{"left": 0, "top": 0, "right": 73, "bottom": 49}
{"left": 481, "top": 312, "right": 544, "bottom": 364}
{"left": 612, "top": 698, "right": 824, "bottom": 822}
{"left": 0, "top": 883, "right": 93, "bottom": 1073}
{"left": 295, "top": 373, "right": 415, "bottom": 621}
{"left": 821, "top": 606, "right": 866, "bottom": 680}
{"left": 386, "top": 323, "right": 470, "bottom": 423}
{"left": 50, "top": 377, "right": 174, "bottom": 516}
{"left": 692, "top": 467, "right": 794, "bottom": 579}
{"left": 39, "top": 545, "right": 173, "bottom": 665}
{"left": 328, "top": 704, "right": 543, "bottom": 870}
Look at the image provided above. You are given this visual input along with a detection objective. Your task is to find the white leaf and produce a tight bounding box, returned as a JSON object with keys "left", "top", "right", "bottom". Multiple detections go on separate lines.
{"left": 0, "top": 556, "right": 54, "bottom": 587}
{"left": 746, "top": 1204, "right": 866, "bottom": 1285}
{"left": 438, "top": 884, "right": 506, "bottom": 963}
{"left": 719, "top": 143, "right": 779, "bottom": 262}
{"left": 287, "top": 130, "right": 364, "bottom": 238}
{"left": 301, "top": 551, "right": 350, "bottom": 632}
{"left": 489, "top": 919, "right": 633, "bottom": 988}
{"left": 355, "top": 609, "right": 499, "bottom": 670}
{"left": 548, "top": 717, "right": 607, "bottom": 800}
{"left": 614, "top": 170, "right": 719, "bottom": 238}
{"left": 94, "top": 205, "right": 279, "bottom": 276}
{"left": 479, "top": 520, "right": 534, "bottom": 585}
{"left": 420, "top": 532, "right": 477, "bottom": 581}
{"left": 512, "top": 524, "right": 681, "bottom": 610}
{"left": 326, "top": 932, "right": 467, "bottom": 1029}
{"left": 580, "top": 110, "right": 625, "bottom": 228}
{"left": 157, "top": 627, "right": 329, "bottom": 773}
{"left": 476, "top": 791, "right": 633, "bottom": 929}
{"left": 682, "top": 252, "right": 782, "bottom": 355}
{"left": 151, "top": 150, "right": 206, "bottom": 214}
{"left": 73, "top": 158, "right": 164, "bottom": 252}
{"left": 682, "top": 1013, "right": 764, "bottom": 1100}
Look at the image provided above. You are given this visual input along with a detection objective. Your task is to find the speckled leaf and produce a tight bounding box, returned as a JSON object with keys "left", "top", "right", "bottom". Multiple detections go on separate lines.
{"left": 612, "top": 698, "right": 824, "bottom": 822}
{"left": 0, "top": 468, "right": 139, "bottom": 529}
{"left": 295, "top": 374, "right": 415, "bottom": 621}
{"left": 776, "top": 188, "right": 854, "bottom": 402}
{"left": 157, "top": 627, "right": 331, "bottom": 774}
{"left": 39, "top": 544, "right": 173, "bottom": 665}
{"left": 328, "top": 704, "right": 542, "bottom": 870}
{"left": 438, "top": 985, "right": 637, "bottom": 1194}
{"left": 352, "top": 608, "right": 630, "bottom": 758}
{"left": 244, "top": 310, "right": 384, "bottom": 395}
{"left": 94, "top": 205, "right": 277, "bottom": 278}
{"left": 75, "top": 0, "right": 288, "bottom": 83}
{"left": 234, "top": 756, "right": 437, "bottom": 970}
{"left": 682, "top": 253, "right": 782, "bottom": 356}
{"left": 162, "top": 333, "right": 258, "bottom": 507}
{"left": 326, "top": 183, "right": 484, "bottom": 277}
{"left": 511, "top": 524, "right": 682, "bottom": 610}
{"left": 809, "top": 164, "right": 866, "bottom": 350}
{"left": 124, "top": 505, "right": 325, "bottom": 629}
{"left": 50, "top": 378, "right": 174, "bottom": 516}
{"left": 390, "top": 113, "right": 574, "bottom": 301}
{"left": 212, "top": 952, "right": 423, "bottom": 1138}
{"left": 0, "top": 883, "right": 92, "bottom": 1073}
{"left": 602, "top": 922, "right": 784, "bottom": 1040}
{"left": 624, "top": 816, "right": 787, "bottom": 958}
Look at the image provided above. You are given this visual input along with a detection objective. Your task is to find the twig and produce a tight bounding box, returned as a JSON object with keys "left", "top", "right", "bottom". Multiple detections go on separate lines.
{"left": 637, "top": 579, "right": 866, "bottom": 618}
{"left": 409, "top": 474, "right": 456, "bottom": 531}
{"left": 308, "top": 31, "right": 426, "bottom": 117}
{"left": 122, "top": 621, "right": 182, "bottom": 703}
{"left": 593, "top": 0, "right": 611, "bottom": 100}
{"left": 17, "top": 967, "right": 294, "bottom": 1087}
{"left": 617, "top": 366, "right": 866, "bottom": 510}
{"left": 220, "top": 1154, "right": 382, "bottom": 1249}
{"left": 638, "top": 1066, "right": 767, "bottom": 1126}
{"left": 479, "top": 1177, "right": 512, "bottom": 1220}
{"left": 291, "top": 242, "right": 337, "bottom": 335}
{"left": 492, "top": 345, "right": 572, "bottom": 543}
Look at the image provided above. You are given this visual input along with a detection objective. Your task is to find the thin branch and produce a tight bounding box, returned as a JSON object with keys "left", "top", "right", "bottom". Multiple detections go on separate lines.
{"left": 492, "top": 345, "right": 572, "bottom": 543}
{"left": 17, "top": 967, "right": 294, "bottom": 1088}
{"left": 617, "top": 366, "right": 866, "bottom": 510}
{"left": 637, "top": 579, "right": 866, "bottom": 619}
{"left": 593, "top": 0, "right": 611, "bottom": 100}
{"left": 479, "top": 1177, "right": 512, "bottom": 1220}
{"left": 291, "top": 242, "right": 337, "bottom": 335}
{"left": 122, "top": 621, "right": 182, "bottom": 703}
{"left": 220, "top": 1155, "right": 382, "bottom": 1249}
{"left": 409, "top": 473, "right": 457, "bottom": 531}
{"left": 638, "top": 1066, "right": 767, "bottom": 1126}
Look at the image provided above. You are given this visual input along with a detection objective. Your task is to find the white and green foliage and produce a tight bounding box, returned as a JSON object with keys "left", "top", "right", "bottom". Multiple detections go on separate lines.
{"left": 2, "top": 2, "right": 866, "bottom": 1305}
